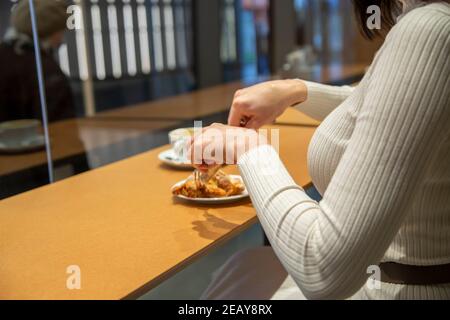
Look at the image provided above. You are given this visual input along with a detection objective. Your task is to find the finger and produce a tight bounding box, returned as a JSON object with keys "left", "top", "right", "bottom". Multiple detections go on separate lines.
{"left": 188, "top": 126, "right": 212, "bottom": 163}
{"left": 204, "top": 144, "right": 217, "bottom": 166}
{"left": 193, "top": 137, "right": 215, "bottom": 166}
{"left": 188, "top": 134, "right": 205, "bottom": 164}
{"left": 187, "top": 138, "right": 196, "bottom": 164}
{"left": 193, "top": 163, "right": 210, "bottom": 172}
{"left": 245, "top": 117, "right": 264, "bottom": 130}
{"left": 228, "top": 107, "right": 244, "bottom": 127}
{"left": 239, "top": 116, "right": 251, "bottom": 128}
{"left": 191, "top": 139, "right": 204, "bottom": 166}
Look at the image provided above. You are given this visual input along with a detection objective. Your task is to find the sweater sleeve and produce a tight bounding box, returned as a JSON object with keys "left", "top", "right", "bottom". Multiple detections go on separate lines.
{"left": 292, "top": 81, "right": 355, "bottom": 121}
{"left": 238, "top": 8, "right": 450, "bottom": 300}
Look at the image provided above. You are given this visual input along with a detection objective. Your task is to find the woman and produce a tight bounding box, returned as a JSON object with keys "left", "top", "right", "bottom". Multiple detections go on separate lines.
{"left": 190, "top": 0, "right": 450, "bottom": 299}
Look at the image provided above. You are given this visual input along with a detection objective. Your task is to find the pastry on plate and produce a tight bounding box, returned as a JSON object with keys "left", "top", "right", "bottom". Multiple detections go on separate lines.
{"left": 172, "top": 170, "right": 245, "bottom": 199}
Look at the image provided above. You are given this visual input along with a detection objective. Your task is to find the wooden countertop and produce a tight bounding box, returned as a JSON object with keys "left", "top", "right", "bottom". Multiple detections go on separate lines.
{"left": 276, "top": 108, "right": 320, "bottom": 127}
{"left": 0, "top": 120, "right": 316, "bottom": 300}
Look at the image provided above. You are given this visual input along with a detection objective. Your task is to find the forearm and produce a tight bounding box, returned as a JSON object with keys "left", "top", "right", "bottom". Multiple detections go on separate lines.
{"left": 293, "top": 81, "right": 355, "bottom": 121}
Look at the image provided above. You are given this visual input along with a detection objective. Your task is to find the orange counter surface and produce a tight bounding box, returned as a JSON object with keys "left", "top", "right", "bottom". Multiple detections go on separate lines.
{"left": 0, "top": 121, "right": 317, "bottom": 300}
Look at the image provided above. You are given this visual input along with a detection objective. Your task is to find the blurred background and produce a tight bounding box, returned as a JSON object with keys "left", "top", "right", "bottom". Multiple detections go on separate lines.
{"left": 0, "top": 0, "right": 383, "bottom": 199}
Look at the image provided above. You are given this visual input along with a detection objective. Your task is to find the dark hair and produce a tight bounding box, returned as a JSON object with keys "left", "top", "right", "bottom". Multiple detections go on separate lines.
{"left": 352, "top": 0, "right": 402, "bottom": 39}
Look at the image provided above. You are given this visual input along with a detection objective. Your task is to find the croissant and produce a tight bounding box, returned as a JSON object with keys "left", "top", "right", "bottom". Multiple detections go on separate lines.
{"left": 172, "top": 171, "right": 245, "bottom": 198}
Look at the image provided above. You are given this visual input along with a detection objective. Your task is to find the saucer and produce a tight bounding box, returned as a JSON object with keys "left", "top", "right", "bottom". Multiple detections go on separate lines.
{"left": 158, "top": 149, "right": 193, "bottom": 170}
{"left": 0, "top": 135, "right": 46, "bottom": 154}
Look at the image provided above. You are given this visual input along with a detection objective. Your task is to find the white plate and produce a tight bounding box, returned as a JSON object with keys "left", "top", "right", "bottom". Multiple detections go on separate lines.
{"left": 172, "top": 175, "right": 249, "bottom": 205}
{"left": 0, "top": 135, "right": 45, "bottom": 154}
{"left": 158, "top": 149, "right": 193, "bottom": 170}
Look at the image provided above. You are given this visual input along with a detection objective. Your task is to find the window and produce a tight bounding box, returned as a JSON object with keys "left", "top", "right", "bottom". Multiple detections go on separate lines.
{"left": 58, "top": 0, "right": 193, "bottom": 79}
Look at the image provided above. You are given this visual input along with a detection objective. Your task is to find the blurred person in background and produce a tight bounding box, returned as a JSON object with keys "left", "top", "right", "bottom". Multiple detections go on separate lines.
{"left": 0, "top": 0, "right": 74, "bottom": 123}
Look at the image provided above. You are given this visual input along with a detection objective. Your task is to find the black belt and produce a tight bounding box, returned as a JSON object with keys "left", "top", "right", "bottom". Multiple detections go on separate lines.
{"left": 379, "top": 262, "right": 450, "bottom": 285}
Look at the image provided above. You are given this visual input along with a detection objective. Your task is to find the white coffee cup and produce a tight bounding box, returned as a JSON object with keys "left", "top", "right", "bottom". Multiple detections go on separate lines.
{"left": 0, "top": 119, "right": 42, "bottom": 147}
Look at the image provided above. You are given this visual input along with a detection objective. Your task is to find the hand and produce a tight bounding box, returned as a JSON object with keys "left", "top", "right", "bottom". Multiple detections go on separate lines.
{"left": 188, "top": 123, "right": 269, "bottom": 169}
{"left": 228, "top": 79, "right": 308, "bottom": 129}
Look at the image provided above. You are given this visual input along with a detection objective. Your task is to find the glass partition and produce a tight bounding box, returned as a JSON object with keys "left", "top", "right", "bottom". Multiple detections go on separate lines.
{"left": 49, "top": 0, "right": 197, "bottom": 183}
{"left": 1, "top": 0, "right": 221, "bottom": 200}
{"left": 48, "top": 0, "right": 278, "bottom": 182}
{"left": 0, "top": 0, "right": 53, "bottom": 199}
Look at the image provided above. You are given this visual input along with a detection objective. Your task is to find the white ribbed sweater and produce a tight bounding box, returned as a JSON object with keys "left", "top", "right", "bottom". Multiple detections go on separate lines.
{"left": 238, "top": 2, "right": 450, "bottom": 300}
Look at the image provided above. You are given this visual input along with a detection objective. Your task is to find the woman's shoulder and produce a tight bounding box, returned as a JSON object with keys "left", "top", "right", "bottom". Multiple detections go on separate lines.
{"left": 397, "top": 2, "right": 450, "bottom": 30}
{"left": 406, "top": 2, "right": 450, "bottom": 18}
{"left": 387, "top": 2, "right": 450, "bottom": 49}
{"left": 423, "top": 2, "right": 450, "bottom": 15}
